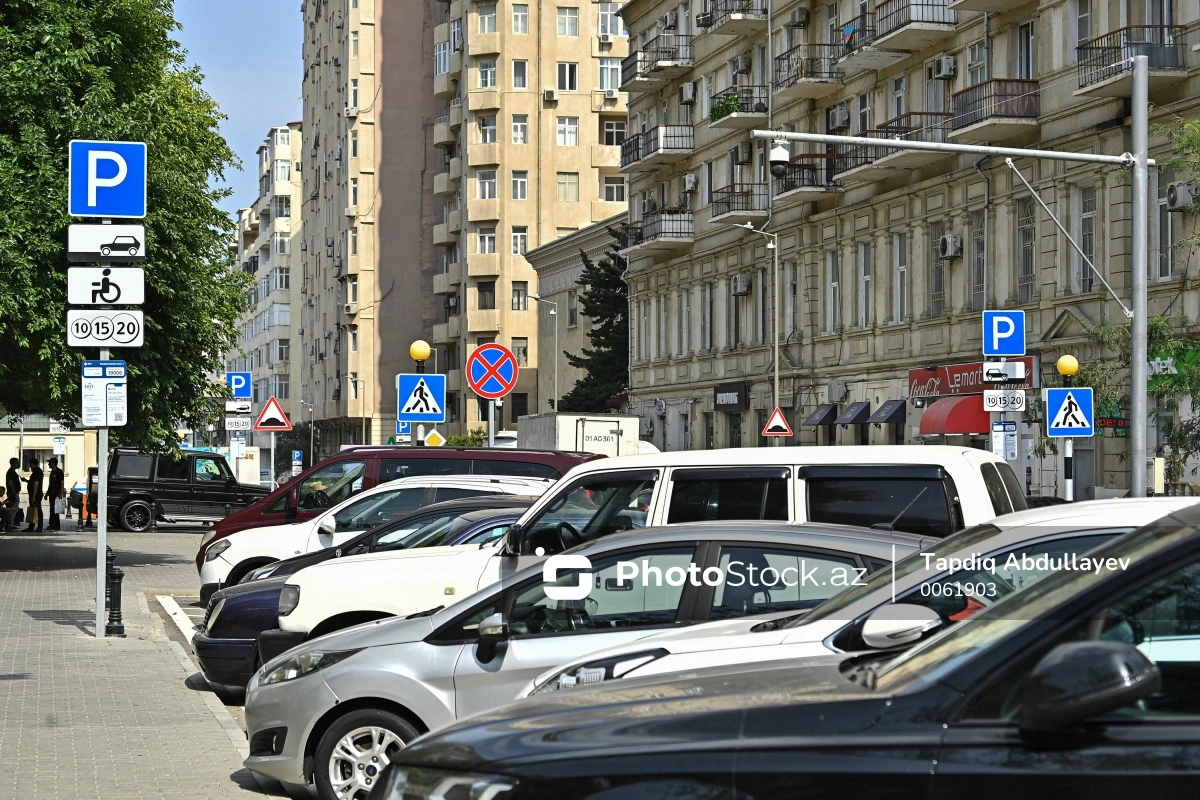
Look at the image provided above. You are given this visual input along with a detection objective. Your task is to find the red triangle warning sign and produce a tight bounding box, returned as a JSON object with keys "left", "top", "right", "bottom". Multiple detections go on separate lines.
{"left": 253, "top": 396, "right": 293, "bottom": 432}
{"left": 762, "top": 407, "right": 793, "bottom": 437}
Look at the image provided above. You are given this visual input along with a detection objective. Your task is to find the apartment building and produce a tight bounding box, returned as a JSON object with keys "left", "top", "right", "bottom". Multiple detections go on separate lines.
{"left": 430, "top": 0, "right": 631, "bottom": 435}
{"left": 298, "top": 0, "right": 438, "bottom": 454}
{"left": 618, "top": 0, "right": 1197, "bottom": 496}
{"left": 228, "top": 123, "right": 304, "bottom": 444}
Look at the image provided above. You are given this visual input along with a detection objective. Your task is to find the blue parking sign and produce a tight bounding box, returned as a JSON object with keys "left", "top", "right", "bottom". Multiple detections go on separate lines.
{"left": 291, "top": 450, "right": 303, "bottom": 463}
{"left": 982, "top": 310, "right": 1026, "bottom": 357}
{"left": 69, "top": 140, "right": 148, "bottom": 219}
{"left": 226, "top": 372, "right": 252, "bottom": 398}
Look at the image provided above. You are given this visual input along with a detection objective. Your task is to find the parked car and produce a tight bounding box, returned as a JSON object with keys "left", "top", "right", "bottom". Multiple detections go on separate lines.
{"left": 196, "top": 447, "right": 601, "bottom": 569}
{"left": 199, "top": 475, "right": 549, "bottom": 601}
{"left": 263, "top": 445, "right": 1026, "bottom": 653}
{"left": 372, "top": 501, "right": 1200, "bottom": 800}
{"left": 105, "top": 448, "right": 269, "bottom": 532}
{"left": 242, "top": 521, "right": 932, "bottom": 798}
{"left": 193, "top": 501, "right": 532, "bottom": 688}
{"left": 525, "top": 497, "right": 1199, "bottom": 694}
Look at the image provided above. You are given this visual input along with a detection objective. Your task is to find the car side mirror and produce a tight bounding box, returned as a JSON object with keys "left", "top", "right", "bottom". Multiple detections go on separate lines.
{"left": 475, "top": 612, "right": 510, "bottom": 663}
{"left": 501, "top": 522, "right": 522, "bottom": 556}
{"left": 1019, "top": 641, "right": 1161, "bottom": 733}
{"left": 860, "top": 604, "right": 943, "bottom": 650}
{"left": 318, "top": 516, "right": 336, "bottom": 536}
{"left": 226, "top": 476, "right": 238, "bottom": 488}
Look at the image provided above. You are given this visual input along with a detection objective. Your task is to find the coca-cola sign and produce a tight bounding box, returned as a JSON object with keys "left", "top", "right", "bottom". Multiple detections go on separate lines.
{"left": 908, "top": 356, "right": 1037, "bottom": 398}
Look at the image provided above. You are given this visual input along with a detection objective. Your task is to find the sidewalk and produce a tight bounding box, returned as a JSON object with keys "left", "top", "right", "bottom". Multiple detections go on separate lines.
{"left": 0, "top": 525, "right": 276, "bottom": 799}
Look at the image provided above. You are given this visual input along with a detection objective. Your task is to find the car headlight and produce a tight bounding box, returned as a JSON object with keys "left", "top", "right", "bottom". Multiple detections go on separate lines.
{"left": 278, "top": 585, "right": 300, "bottom": 616}
{"left": 245, "top": 562, "right": 279, "bottom": 582}
{"left": 530, "top": 648, "right": 669, "bottom": 695}
{"left": 205, "top": 598, "right": 227, "bottom": 631}
{"left": 374, "top": 765, "right": 515, "bottom": 800}
{"left": 259, "top": 649, "right": 362, "bottom": 686}
{"left": 205, "top": 539, "right": 231, "bottom": 562}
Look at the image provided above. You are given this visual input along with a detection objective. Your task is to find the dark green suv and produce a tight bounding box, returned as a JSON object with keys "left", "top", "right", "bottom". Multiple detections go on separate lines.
{"left": 105, "top": 448, "right": 270, "bottom": 532}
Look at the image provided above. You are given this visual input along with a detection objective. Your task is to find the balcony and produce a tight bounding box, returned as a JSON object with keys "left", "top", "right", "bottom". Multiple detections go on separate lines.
{"left": 834, "top": 13, "right": 907, "bottom": 73}
{"left": 433, "top": 262, "right": 462, "bottom": 295}
{"left": 467, "top": 252, "right": 500, "bottom": 277}
{"left": 711, "top": 184, "right": 769, "bottom": 225}
{"left": 833, "top": 138, "right": 907, "bottom": 184}
{"left": 434, "top": 72, "right": 456, "bottom": 99}
{"left": 467, "top": 198, "right": 499, "bottom": 222}
{"left": 591, "top": 144, "right": 620, "bottom": 169}
{"left": 1076, "top": 26, "right": 1185, "bottom": 97}
{"left": 774, "top": 43, "right": 843, "bottom": 100}
{"left": 873, "top": 112, "right": 952, "bottom": 169}
{"left": 449, "top": 98, "right": 463, "bottom": 128}
{"left": 447, "top": 369, "right": 464, "bottom": 393}
{"left": 773, "top": 155, "right": 842, "bottom": 202}
{"left": 469, "top": 142, "right": 501, "bottom": 166}
{"left": 874, "top": 0, "right": 956, "bottom": 51}
{"left": 433, "top": 223, "right": 454, "bottom": 246}
{"left": 448, "top": 209, "right": 462, "bottom": 233}
{"left": 449, "top": 157, "right": 462, "bottom": 180}
{"left": 618, "top": 210, "right": 694, "bottom": 255}
{"left": 709, "top": 0, "right": 767, "bottom": 35}
{"left": 619, "top": 35, "right": 693, "bottom": 92}
{"left": 449, "top": 50, "right": 462, "bottom": 79}
{"left": 620, "top": 125, "right": 694, "bottom": 172}
{"left": 433, "top": 317, "right": 462, "bottom": 343}
{"left": 434, "top": 117, "right": 455, "bottom": 146}
{"left": 469, "top": 32, "right": 500, "bottom": 56}
{"left": 434, "top": 170, "right": 458, "bottom": 196}
{"left": 468, "top": 89, "right": 501, "bottom": 111}
{"left": 468, "top": 309, "right": 500, "bottom": 333}
{"left": 709, "top": 85, "right": 768, "bottom": 129}
{"left": 950, "top": 79, "right": 1040, "bottom": 143}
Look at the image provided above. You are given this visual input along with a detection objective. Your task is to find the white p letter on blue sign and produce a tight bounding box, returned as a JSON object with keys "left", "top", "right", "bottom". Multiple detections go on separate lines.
{"left": 982, "top": 310, "right": 1026, "bottom": 357}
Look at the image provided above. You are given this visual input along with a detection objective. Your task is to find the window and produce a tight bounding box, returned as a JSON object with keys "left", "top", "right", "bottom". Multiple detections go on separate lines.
{"left": 512, "top": 281, "right": 529, "bottom": 309}
{"left": 891, "top": 76, "right": 906, "bottom": 118}
{"left": 477, "top": 280, "right": 496, "bottom": 309}
{"left": 435, "top": 41, "right": 450, "bottom": 75}
{"left": 603, "top": 176, "right": 625, "bottom": 202}
{"left": 556, "top": 172, "right": 579, "bottom": 202}
{"left": 970, "top": 210, "right": 986, "bottom": 310}
{"left": 156, "top": 456, "right": 190, "bottom": 482}
{"left": 477, "top": 226, "right": 496, "bottom": 254}
{"left": 350, "top": 130, "right": 358, "bottom": 158}
{"left": 512, "top": 227, "right": 528, "bottom": 255}
{"left": 599, "top": 58, "right": 621, "bottom": 91}
{"left": 968, "top": 40, "right": 987, "bottom": 84}
{"left": 477, "top": 169, "right": 497, "bottom": 199}
{"left": 567, "top": 289, "right": 579, "bottom": 326}
{"left": 637, "top": 298, "right": 647, "bottom": 359}
{"left": 275, "top": 128, "right": 290, "bottom": 146}
{"left": 271, "top": 267, "right": 290, "bottom": 291}
{"left": 602, "top": 118, "right": 626, "bottom": 146}
{"left": 703, "top": 281, "right": 714, "bottom": 350}
{"left": 556, "top": 116, "right": 579, "bottom": 146}
{"left": 194, "top": 456, "right": 233, "bottom": 483}
{"left": 517, "top": 471, "right": 659, "bottom": 554}
{"left": 658, "top": 294, "right": 669, "bottom": 358}
{"left": 511, "top": 336, "right": 529, "bottom": 366}
{"left": 272, "top": 196, "right": 291, "bottom": 218}
{"left": 271, "top": 232, "right": 290, "bottom": 255}
{"left": 757, "top": 267, "right": 768, "bottom": 343}
{"left": 297, "top": 461, "right": 367, "bottom": 511}
{"left": 479, "top": 60, "right": 497, "bottom": 88}
{"left": 1016, "top": 198, "right": 1036, "bottom": 303}
{"left": 508, "top": 393, "right": 529, "bottom": 424}
{"left": 273, "top": 159, "right": 291, "bottom": 181}
{"left": 350, "top": 328, "right": 358, "bottom": 352}
{"left": 710, "top": 546, "right": 858, "bottom": 620}
{"left": 347, "top": 275, "right": 359, "bottom": 303}
{"left": 557, "top": 62, "right": 579, "bottom": 91}
{"left": 350, "top": 177, "right": 359, "bottom": 205}
{"left": 1075, "top": 0, "right": 1091, "bottom": 46}
{"left": 479, "top": 4, "right": 497, "bottom": 32}
{"left": 479, "top": 115, "right": 497, "bottom": 143}
{"left": 512, "top": 60, "right": 528, "bottom": 89}
{"left": 667, "top": 469, "right": 789, "bottom": 523}
{"left": 1015, "top": 21, "right": 1035, "bottom": 79}
{"left": 825, "top": 250, "right": 840, "bottom": 332}
{"left": 856, "top": 242, "right": 871, "bottom": 327}
{"left": 679, "top": 288, "right": 690, "bottom": 354}
{"left": 892, "top": 233, "right": 907, "bottom": 322}
{"left": 512, "top": 114, "right": 528, "bottom": 144}
{"left": 1078, "top": 186, "right": 1096, "bottom": 293}
{"left": 856, "top": 92, "right": 871, "bottom": 134}
{"left": 350, "top": 79, "right": 359, "bottom": 107}
{"left": 556, "top": 6, "right": 578, "bottom": 35}
{"left": 807, "top": 475, "right": 953, "bottom": 536}
{"left": 511, "top": 170, "right": 528, "bottom": 200}
{"left": 349, "top": 226, "right": 358, "bottom": 255}
{"left": 599, "top": 3, "right": 626, "bottom": 36}
{"left": 1157, "top": 171, "right": 1176, "bottom": 279}
{"left": 930, "top": 220, "right": 946, "bottom": 316}
{"left": 351, "top": 30, "right": 359, "bottom": 57}
{"left": 513, "top": 4, "right": 528, "bottom": 33}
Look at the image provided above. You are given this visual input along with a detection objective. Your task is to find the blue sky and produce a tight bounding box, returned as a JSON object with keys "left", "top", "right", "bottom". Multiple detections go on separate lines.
{"left": 174, "top": 0, "right": 303, "bottom": 219}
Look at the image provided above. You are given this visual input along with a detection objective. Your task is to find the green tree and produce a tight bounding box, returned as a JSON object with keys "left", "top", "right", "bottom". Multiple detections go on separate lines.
{"left": 558, "top": 233, "right": 629, "bottom": 412}
{"left": 0, "top": 0, "right": 247, "bottom": 449}
{"left": 447, "top": 427, "right": 486, "bottom": 447}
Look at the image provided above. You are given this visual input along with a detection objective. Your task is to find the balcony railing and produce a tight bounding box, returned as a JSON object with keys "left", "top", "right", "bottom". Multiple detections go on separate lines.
{"left": 877, "top": 111, "right": 951, "bottom": 144}
{"left": 644, "top": 124, "right": 693, "bottom": 152}
{"left": 621, "top": 51, "right": 651, "bottom": 88}
{"left": 710, "top": 85, "right": 769, "bottom": 122}
{"left": 1077, "top": 26, "right": 1185, "bottom": 89}
{"left": 775, "top": 43, "right": 842, "bottom": 87}
{"left": 712, "top": 184, "right": 769, "bottom": 218}
{"left": 876, "top": 0, "right": 955, "bottom": 38}
{"left": 620, "top": 135, "right": 641, "bottom": 169}
{"left": 773, "top": 155, "right": 840, "bottom": 194}
{"left": 621, "top": 35, "right": 694, "bottom": 88}
{"left": 951, "top": 79, "right": 1040, "bottom": 130}
{"left": 836, "top": 12, "right": 877, "bottom": 55}
{"left": 619, "top": 210, "right": 694, "bottom": 249}
{"left": 833, "top": 139, "right": 887, "bottom": 175}
{"left": 711, "top": 0, "right": 767, "bottom": 28}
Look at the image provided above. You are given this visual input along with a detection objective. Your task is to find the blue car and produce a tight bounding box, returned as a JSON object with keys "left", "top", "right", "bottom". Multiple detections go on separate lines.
{"left": 192, "top": 501, "right": 530, "bottom": 688}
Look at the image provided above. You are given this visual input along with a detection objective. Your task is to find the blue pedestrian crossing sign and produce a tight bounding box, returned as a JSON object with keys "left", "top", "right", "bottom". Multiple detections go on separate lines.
{"left": 982, "top": 310, "right": 1026, "bottom": 357}
{"left": 396, "top": 373, "right": 446, "bottom": 423}
{"left": 68, "top": 140, "right": 148, "bottom": 219}
{"left": 1046, "top": 387, "right": 1094, "bottom": 438}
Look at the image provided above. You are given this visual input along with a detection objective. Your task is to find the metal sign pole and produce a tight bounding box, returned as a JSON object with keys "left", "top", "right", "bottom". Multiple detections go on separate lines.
{"left": 95, "top": 347, "right": 109, "bottom": 639}
{"left": 488, "top": 401, "right": 495, "bottom": 449}
{"left": 1129, "top": 55, "right": 1150, "bottom": 497}
{"left": 270, "top": 431, "right": 276, "bottom": 490}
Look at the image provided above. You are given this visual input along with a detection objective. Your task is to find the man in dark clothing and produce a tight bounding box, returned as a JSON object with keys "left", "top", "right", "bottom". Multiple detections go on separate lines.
{"left": 5, "top": 458, "right": 22, "bottom": 530}
{"left": 46, "top": 457, "right": 64, "bottom": 531}
{"left": 25, "top": 457, "right": 43, "bottom": 533}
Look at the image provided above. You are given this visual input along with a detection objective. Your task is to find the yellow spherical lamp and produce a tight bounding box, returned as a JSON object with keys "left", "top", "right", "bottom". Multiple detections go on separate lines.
{"left": 1056, "top": 355, "right": 1079, "bottom": 377}
{"left": 410, "top": 340, "right": 432, "bottom": 373}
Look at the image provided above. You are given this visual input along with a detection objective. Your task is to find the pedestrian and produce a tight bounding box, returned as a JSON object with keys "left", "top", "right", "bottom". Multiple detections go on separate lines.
{"left": 47, "top": 457, "right": 65, "bottom": 531}
{"left": 0, "top": 487, "right": 14, "bottom": 532}
{"left": 6, "top": 458, "right": 23, "bottom": 529}
{"left": 25, "top": 456, "right": 43, "bottom": 533}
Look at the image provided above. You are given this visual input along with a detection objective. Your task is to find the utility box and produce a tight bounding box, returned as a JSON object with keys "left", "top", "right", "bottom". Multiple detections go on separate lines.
{"left": 517, "top": 413, "right": 642, "bottom": 457}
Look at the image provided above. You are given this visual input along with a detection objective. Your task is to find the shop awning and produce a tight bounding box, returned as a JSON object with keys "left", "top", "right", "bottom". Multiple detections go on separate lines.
{"left": 802, "top": 403, "right": 838, "bottom": 426}
{"left": 868, "top": 399, "right": 907, "bottom": 425}
{"left": 918, "top": 395, "right": 990, "bottom": 436}
{"left": 834, "top": 401, "right": 871, "bottom": 425}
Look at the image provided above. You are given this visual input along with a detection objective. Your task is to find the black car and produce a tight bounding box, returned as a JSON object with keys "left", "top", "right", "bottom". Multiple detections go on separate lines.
{"left": 106, "top": 448, "right": 269, "bottom": 532}
{"left": 373, "top": 504, "right": 1200, "bottom": 799}
{"left": 193, "top": 497, "right": 534, "bottom": 687}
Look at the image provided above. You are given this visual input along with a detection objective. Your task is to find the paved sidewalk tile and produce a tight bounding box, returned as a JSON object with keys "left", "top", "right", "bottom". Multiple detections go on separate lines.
{"left": 0, "top": 528, "right": 268, "bottom": 799}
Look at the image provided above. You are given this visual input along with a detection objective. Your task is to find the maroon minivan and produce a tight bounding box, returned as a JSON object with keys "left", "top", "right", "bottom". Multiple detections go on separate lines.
{"left": 195, "top": 446, "right": 601, "bottom": 571}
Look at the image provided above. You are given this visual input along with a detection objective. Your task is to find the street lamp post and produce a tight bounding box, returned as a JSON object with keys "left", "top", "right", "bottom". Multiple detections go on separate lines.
{"left": 529, "top": 294, "right": 558, "bottom": 412}
{"left": 1057, "top": 355, "right": 1080, "bottom": 502}
{"left": 742, "top": 223, "right": 781, "bottom": 445}
{"left": 410, "top": 340, "right": 432, "bottom": 446}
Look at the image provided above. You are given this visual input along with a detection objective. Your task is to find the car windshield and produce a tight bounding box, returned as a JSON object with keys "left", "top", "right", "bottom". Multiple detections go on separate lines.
{"left": 871, "top": 516, "right": 1191, "bottom": 693}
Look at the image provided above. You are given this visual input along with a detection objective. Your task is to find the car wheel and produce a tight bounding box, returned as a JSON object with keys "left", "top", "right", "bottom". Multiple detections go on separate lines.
{"left": 119, "top": 500, "right": 153, "bottom": 532}
{"left": 101, "top": 246, "right": 111, "bottom": 256}
{"left": 314, "top": 709, "right": 418, "bottom": 800}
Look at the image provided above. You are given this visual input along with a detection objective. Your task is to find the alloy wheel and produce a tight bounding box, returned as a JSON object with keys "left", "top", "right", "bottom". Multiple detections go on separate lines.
{"left": 326, "top": 725, "right": 405, "bottom": 800}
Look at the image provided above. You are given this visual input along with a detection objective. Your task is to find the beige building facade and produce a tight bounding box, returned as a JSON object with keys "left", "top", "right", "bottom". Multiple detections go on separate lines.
{"left": 618, "top": 0, "right": 1198, "bottom": 495}
{"left": 430, "top": 0, "right": 631, "bottom": 435}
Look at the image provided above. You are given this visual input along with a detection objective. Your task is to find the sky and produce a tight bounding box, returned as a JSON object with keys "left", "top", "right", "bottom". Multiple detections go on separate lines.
{"left": 173, "top": 0, "right": 303, "bottom": 220}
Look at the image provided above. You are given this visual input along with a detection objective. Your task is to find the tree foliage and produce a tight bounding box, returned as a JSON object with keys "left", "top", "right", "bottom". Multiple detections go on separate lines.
{"left": 0, "top": 0, "right": 247, "bottom": 448}
{"left": 447, "top": 427, "right": 486, "bottom": 447}
{"left": 558, "top": 233, "right": 629, "bottom": 413}
{"left": 1154, "top": 116, "right": 1200, "bottom": 248}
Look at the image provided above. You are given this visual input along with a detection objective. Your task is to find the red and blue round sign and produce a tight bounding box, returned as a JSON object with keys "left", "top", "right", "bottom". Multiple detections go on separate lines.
{"left": 466, "top": 343, "right": 519, "bottom": 400}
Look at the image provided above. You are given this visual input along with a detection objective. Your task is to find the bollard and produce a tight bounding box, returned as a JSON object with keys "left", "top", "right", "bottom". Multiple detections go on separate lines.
{"left": 105, "top": 567, "right": 126, "bottom": 637}
{"left": 105, "top": 547, "right": 116, "bottom": 610}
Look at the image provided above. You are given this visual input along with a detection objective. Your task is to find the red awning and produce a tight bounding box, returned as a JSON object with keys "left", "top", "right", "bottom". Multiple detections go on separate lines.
{"left": 919, "top": 395, "right": 990, "bottom": 436}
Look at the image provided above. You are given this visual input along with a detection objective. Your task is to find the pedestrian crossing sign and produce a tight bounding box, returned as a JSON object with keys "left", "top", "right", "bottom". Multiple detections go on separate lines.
{"left": 396, "top": 373, "right": 446, "bottom": 424}
{"left": 1046, "top": 387, "right": 1094, "bottom": 438}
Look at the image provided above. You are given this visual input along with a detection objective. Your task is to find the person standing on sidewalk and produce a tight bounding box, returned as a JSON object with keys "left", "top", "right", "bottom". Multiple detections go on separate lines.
{"left": 6, "top": 458, "right": 23, "bottom": 528}
{"left": 46, "top": 457, "right": 64, "bottom": 531}
{"left": 25, "top": 457, "right": 43, "bottom": 533}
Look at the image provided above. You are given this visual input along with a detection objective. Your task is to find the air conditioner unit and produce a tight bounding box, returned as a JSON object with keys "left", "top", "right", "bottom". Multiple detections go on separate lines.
{"left": 731, "top": 273, "right": 752, "bottom": 295}
{"left": 447, "top": 296, "right": 459, "bottom": 310}
{"left": 733, "top": 54, "right": 753, "bottom": 74}
{"left": 661, "top": 11, "right": 678, "bottom": 29}
{"left": 543, "top": 88, "right": 559, "bottom": 102}
{"left": 332, "top": 57, "right": 341, "bottom": 67}
{"left": 696, "top": 11, "right": 713, "bottom": 26}
{"left": 344, "top": 206, "right": 357, "bottom": 217}
{"left": 344, "top": 302, "right": 358, "bottom": 315}
{"left": 1167, "top": 180, "right": 1197, "bottom": 211}
{"left": 604, "top": 88, "right": 620, "bottom": 100}
{"left": 344, "top": 106, "right": 358, "bottom": 118}
{"left": 788, "top": 8, "right": 810, "bottom": 27}
{"left": 938, "top": 233, "right": 963, "bottom": 259}
{"left": 679, "top": 82, "right": 696, "bottom": 104}
{"left": 335, "top": 14, "right": 344, "bottom": 28}
{"left": 682, "top": 172, "right": 698, "bottom": 192}
{"left": 828, "top": 105, "right": 850, "bottom": 131}
{"left": 599, "top": 33, "right": 613, "bottom": 44}
{"left": 306, "top": 297, "right": 315, "bottom": 306}
{"left": 933, "top": 55, "right": 957, "bottom": 80}
{"left": 736, "top": 141, "right": 753, "bottom": 164}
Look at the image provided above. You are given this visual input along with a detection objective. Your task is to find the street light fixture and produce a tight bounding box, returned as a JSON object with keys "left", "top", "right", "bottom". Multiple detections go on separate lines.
{"left": 1056, "top": 354, "right": 1080, "bottom": 502}
{"left": 409, "top": 340, "right": 432, "bottom": 446}
{"left": 742, "top": 222, "right": 781, "bottom": 445}
{"left": 529, "top": 294, "right": 558, "bottom": 412}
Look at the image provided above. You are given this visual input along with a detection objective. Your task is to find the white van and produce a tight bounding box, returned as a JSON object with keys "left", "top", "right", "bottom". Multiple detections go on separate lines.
{"left": 265, "top": 446, "right": 1024, "bottom": 650}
